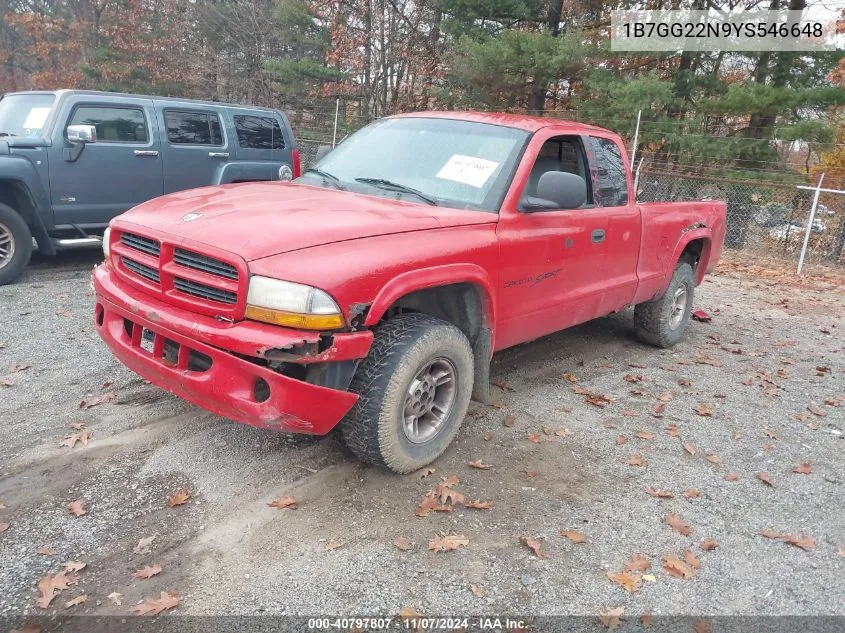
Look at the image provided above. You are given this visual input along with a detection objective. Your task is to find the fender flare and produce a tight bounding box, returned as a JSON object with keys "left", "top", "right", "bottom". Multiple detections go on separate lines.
{"left": 363, "top": 262, "right": 497, "bottom": 340}
{"left": 0, "top": 166, "right": 55, "bottom": 255}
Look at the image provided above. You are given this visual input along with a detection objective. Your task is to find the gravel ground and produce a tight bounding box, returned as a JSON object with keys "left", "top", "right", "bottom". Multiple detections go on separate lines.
{"left": 0, "top": 251, "right": 843, "bottom": 632}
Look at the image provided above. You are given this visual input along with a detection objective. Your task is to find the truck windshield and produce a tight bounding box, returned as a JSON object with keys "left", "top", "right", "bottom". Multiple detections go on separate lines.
{"left": 0, "top": 94, "right": 55, "bottom": 138}
{"left": 299, "top": 117, "right": 529, "bottom": 212}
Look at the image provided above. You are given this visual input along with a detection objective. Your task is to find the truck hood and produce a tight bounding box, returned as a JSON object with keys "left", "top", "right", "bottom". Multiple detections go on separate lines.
{"left": 118, "top": 182, "right": 496, "bottom": 262}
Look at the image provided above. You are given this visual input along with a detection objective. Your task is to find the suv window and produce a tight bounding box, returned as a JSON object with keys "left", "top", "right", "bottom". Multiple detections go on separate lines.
{"left": 165, "top": 110, "right": 223, "bottom": 146}
{"left": 233, "top": 115, "right": 284, "bottom": 150}
{"left": 69, "top": 106, "right": 148, "bottom": 143}
{"left": 589, "top": 137, "right": 628, "bottom": 206}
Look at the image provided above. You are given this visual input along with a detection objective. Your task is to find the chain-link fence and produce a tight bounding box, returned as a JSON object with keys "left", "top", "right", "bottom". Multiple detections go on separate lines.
{"left": 291, "top": 107, "right": 845, "bottom": 269}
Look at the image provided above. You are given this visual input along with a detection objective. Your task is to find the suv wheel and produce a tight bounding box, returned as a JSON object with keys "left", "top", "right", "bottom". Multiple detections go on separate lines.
{"left": 341, "top": 313, "right": 473, "bottom": 473}
{"left": 634, "top": 259, "right": 695, "bottom": 348}
{"left": 0, "top": 203, "right": 33, "bottom": 286}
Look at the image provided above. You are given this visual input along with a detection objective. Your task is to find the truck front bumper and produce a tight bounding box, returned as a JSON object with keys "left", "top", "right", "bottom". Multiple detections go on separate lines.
{"left": 92, "top": 264, "right": 372, "bottom": 434}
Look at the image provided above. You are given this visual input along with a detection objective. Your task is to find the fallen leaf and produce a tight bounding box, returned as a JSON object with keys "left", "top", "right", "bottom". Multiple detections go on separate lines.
{"left": 694, "top": 620, "right": 712, "bottom": 633}
{"left": 724, "top": 472, "right": 740, "bottom": 481}
{"left": 465, "top": 499, "right": 493, "bottom": 510}
{"left": 808, "top": 406, "right": 827, "bottom": 417}
{"left": 133, "top": 591, "right": 180, "bottom": 616}
{"left": 677, "top": 378, "right": 691, "bottom": 386}
{"left": 598, "top": 606, "right": 624, "bottom": 630}
{"left": 61, "top": 561, "right": 86, "bottom": 573}
{"left": 468, "top": 459, "right": 491, "bottom": 470}
{"left": 683, "top": 489, "right": 700, "bottom": 499}
{"left": 563, "top": 372, "right": 577, "bottom": 383}
{"left": 682, "top": 442, "right": 696, "bottom": 455}
{"left": 35, "top": 571, "right": 79, "bottom": 608}
{"left": 67, "top": 500, "right": 86, "bottom": 517}
{"left": 59, "top": 431, "right": 93, "bottom": 449}
{"left": 527, "top": 433, "right": 542, "bottom": 443}
{"left": 665, "top": 424, "right": 679, "bottom": 437}
{"left": 417, "top": 467, "right": 435, "bottom": 479}
{"left": 9, "top": 363, "right": 30, "bottom": 373}
{"left": 757, "top": 472, "right": 774, "bottom": 487}
{"left": 520, "top": 536, "right": 549, "bottom": 559}
{"left": 469, "top": 584, "right": 485, "bottom": 598}
{"left": 607, "top": 571, "right": 642, "bottom": 592}
{"left": 760, "top": 529, "right": 783, "bottom": 540}
{"left": 705, "top": 454, "right": 722, "bottom": 464}
{"left": 492, "top": 379, "right": 508, "bottom": 391}
{"left": 79, "top": 392, "right": 116, "bottom": 409}
{"left": 503, "top": 414, "right": 516, "bottom": 427}
{"left": 428, "top": 534, "right": 469, "bottom": 553}
{"left": 482, "top": 431, "right": 492, "bottom": 441}
{"left": 167, "top": 489, "right": 191, "bottom": 507}
{"left": 783, "top": 535, "right": 815, "bottom": 551}
{"left": 64, "top": 595, "right": 87, "bottom": 609}
{"left": 764, "top": 429, "right": 781, "bottom": 440}
{"left": 683, "top": 549, "right": 702, "bottom": 569}
{"left": 134, "top": 536, "right": 155, "bottom": 555}
{"left": 792, "top": 463, "right": 813, "bottom": 474}
{"left": 67, "top": 422, "right": 85, "bottom": 430}
{"left": 694, "top": 352, "right": 722, "bottom": 367}
{"left": 393, "top": 536, "right": 412, "bottom": 551}
{"left": 663, "top": 554, "right": 696, "bottom": 579}
{"left": 108, "top": 592, "right": 123, "bottom": 606}
{"left": 645, "top": 487, "right": 673, "bottom": 499}
{"left": 0, "top": 522, "right": 7, "bottom": 534}
{"left": 623, "top": 554, "right": 651, "bottom": 573}
{"left": 616, "top": 435, "right": 628, "bottom": 445}
{"left": 0, "top": 377, "right": 13, "bottom": 387}
{"left": 641, "top": 612, "right": 653, "bottom": 628}
{"left": 634, "top": 431, "right": 654, "bottom": 440}
{"left": 665, "top": 513, "right": 692, "bottom": 536}
{"left": 700, "top": 539, "right": 719, "bottom": 551}
{"left": 36, "top": 546, "right": 57, "bottom": 556}
{"left": 652, "top": 403, "right": 667, "bottom": 416}
{"left": 133, "top": 564, "right": 162, "bottom": 579}
{"left": 625, "top": 454, "right": 648, "bottom": 467}
{"left": 624, "top": 374, "right": 643, "bottom": 383}
{"left": 560, "top": 529, "right": 587, "bottom": 544}
{"left": 584, "top": 393, "right": 614, "bottom": 408}
{"left": 398, "top": 606, "right": 423, "bottom": 619}
{"left": 621, "top": 409, "right": 638, "bottom": 417}
{"left": 324, "top": 541, "right": 344, "bottom": 551}
{"left": 694, "top": 403, "right": 714, "bottom": 417}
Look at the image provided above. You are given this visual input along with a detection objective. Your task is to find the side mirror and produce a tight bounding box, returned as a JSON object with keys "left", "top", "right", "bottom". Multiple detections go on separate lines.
{"left": 314, "top": 144, "right": 332, "bottom": 163}
{"left": 67, "top": 124, "right": 97, "bottom": 144}
{"left": 534, "top": 171, "right": 587, "bottom": 210}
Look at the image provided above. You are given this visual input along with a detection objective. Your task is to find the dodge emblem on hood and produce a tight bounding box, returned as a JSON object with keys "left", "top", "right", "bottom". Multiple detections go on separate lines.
{"left": 182, "top": 212, "right": 203, "bottom": 222}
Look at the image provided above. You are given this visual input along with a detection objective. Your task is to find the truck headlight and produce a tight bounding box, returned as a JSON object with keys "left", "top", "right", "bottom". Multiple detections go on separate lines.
{"left": 245, "top": 276, "right": 344, "bottom": 330}
{"left": 102, "top": 226, "right": 111, "bottom": 258}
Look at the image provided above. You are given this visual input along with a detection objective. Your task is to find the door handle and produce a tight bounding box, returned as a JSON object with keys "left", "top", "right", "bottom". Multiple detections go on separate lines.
{"left": 208, "top": 152, "right": 229, "bottom": 158}
{"left": 134, "top": 150, "right": 159, "bottom": 157}
{"left": 591, "top": 229, "right": 606, "bottom": 244}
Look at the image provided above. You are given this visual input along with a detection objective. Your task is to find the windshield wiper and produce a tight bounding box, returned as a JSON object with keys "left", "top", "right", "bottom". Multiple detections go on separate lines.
{"left": 304, "top": 167, "right": 344, "bottom": 190}
{"left": 354, "top": 178, "right": 438, "bottom": 206}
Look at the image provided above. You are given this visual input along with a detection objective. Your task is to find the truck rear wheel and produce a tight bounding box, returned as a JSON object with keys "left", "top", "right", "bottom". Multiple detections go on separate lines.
{"left": 341, "top": 313, "right": 473, "bottom": 473}
{"left": 634, "top": 259, "right": 695, "bottom": 348}
{"left": 0, "top": 203, "right": 32, "bottom": 286}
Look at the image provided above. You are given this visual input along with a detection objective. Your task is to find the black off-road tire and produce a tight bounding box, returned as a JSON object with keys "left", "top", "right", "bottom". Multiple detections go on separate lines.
{"left": 341, "top": 313, "right": 474, "bottom": 473}
{"left": 0, "top": 203, "right": 32, "bottom": 286}
{"left": 634, "top": 259, "right": 695, "bottom": 348}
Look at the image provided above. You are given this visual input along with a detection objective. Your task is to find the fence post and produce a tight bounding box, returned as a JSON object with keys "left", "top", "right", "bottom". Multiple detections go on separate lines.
{"left": 332, "top": 98, "right": 340, "bottom": 148}
{"left": 797, "top": 172, "right": 824, "bottom": 276}
{"left": 630, "top": 109, "right": 641, "bottom": 170}
{"left": 633, "top": 157, "right": 644, "bottom": 201}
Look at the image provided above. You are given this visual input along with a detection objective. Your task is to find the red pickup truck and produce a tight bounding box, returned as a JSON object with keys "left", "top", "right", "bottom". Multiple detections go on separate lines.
{"left": 93, "top": 112, "right": 726, "bottom": 473}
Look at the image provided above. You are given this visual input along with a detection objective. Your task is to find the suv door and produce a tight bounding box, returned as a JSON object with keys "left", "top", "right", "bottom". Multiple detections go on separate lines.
{"left": 47, "top": 95, "right": 162, "bottom": 226}
{"left": 228, "top": 111, "right": 294, "bottom": 180}
{"left": 156, "top": 104, "right": 231, "bottom": 193}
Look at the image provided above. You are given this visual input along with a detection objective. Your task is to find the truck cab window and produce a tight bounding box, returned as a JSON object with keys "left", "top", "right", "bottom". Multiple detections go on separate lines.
{"left": 589, "top": 137, "right": 629, "bottom": 206}
{"left": 69, "top": 106, "right": 148, "bottom": 143}
{"left": 524, "top": 136, "right": 591, "bottom": 205}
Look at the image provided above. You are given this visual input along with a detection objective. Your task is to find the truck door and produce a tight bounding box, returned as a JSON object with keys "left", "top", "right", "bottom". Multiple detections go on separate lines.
{"left": 586, "top": 135, "right": 641, "bottom": 315}
{"left": 156, "top": 104, "right": 231, "bottom": 193}
{"left": 47, "top": 95, "right": 162, "bottom": 226}
{"left": 495, "top": 132, "right": 610, "bottom": 350}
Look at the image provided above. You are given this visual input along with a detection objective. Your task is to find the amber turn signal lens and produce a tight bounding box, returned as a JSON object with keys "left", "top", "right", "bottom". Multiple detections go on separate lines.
{"left": 245, "top": 305, "right": 344, "bottom": 331}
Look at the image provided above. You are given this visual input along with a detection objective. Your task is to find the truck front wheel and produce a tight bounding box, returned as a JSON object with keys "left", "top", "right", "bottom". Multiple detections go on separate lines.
{"left": 634, "top": 259, "right": 695, "bottom": 348}
{"left": 0, "top": 203, "right": 33, "bottom": 286}
{"left": 341, "top": 313, "right": 474, "bottom": 473}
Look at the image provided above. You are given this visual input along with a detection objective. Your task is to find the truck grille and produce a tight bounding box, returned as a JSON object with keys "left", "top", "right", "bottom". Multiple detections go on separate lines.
{"left": 120, "top": 232, "right": 161, "bottom": 257}
{"left": 174, "top": 277, "right": 237, "bottom": 305}
{"left": 121, "top": 257, "right": 161, "bottom": 284}
{"left": 174, "top": 248, "right": 239, "bottom": 281}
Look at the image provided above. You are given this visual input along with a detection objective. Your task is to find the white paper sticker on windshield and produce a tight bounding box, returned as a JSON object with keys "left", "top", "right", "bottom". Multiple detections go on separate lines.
{"left": 22, "top": 107, "right": 51, "bottom": 130}
{"left": 435, "top": 154, "right": 499, "bottom": 188}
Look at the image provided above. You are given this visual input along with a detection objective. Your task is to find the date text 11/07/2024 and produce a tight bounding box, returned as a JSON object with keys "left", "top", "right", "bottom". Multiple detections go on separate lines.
{"left": 307, "top": 617, "right": 528, "bottom": 630}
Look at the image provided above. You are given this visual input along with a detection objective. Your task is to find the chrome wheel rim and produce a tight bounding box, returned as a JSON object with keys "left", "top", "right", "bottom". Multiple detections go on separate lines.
{"left": 402, "top": 357, "right": 457, "bottom": 444}
{"left": 0, "top": 222, "right": 15, "bottom": 271}
{"left": 669, "top": 286, "right": 688, "bottom": 329}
